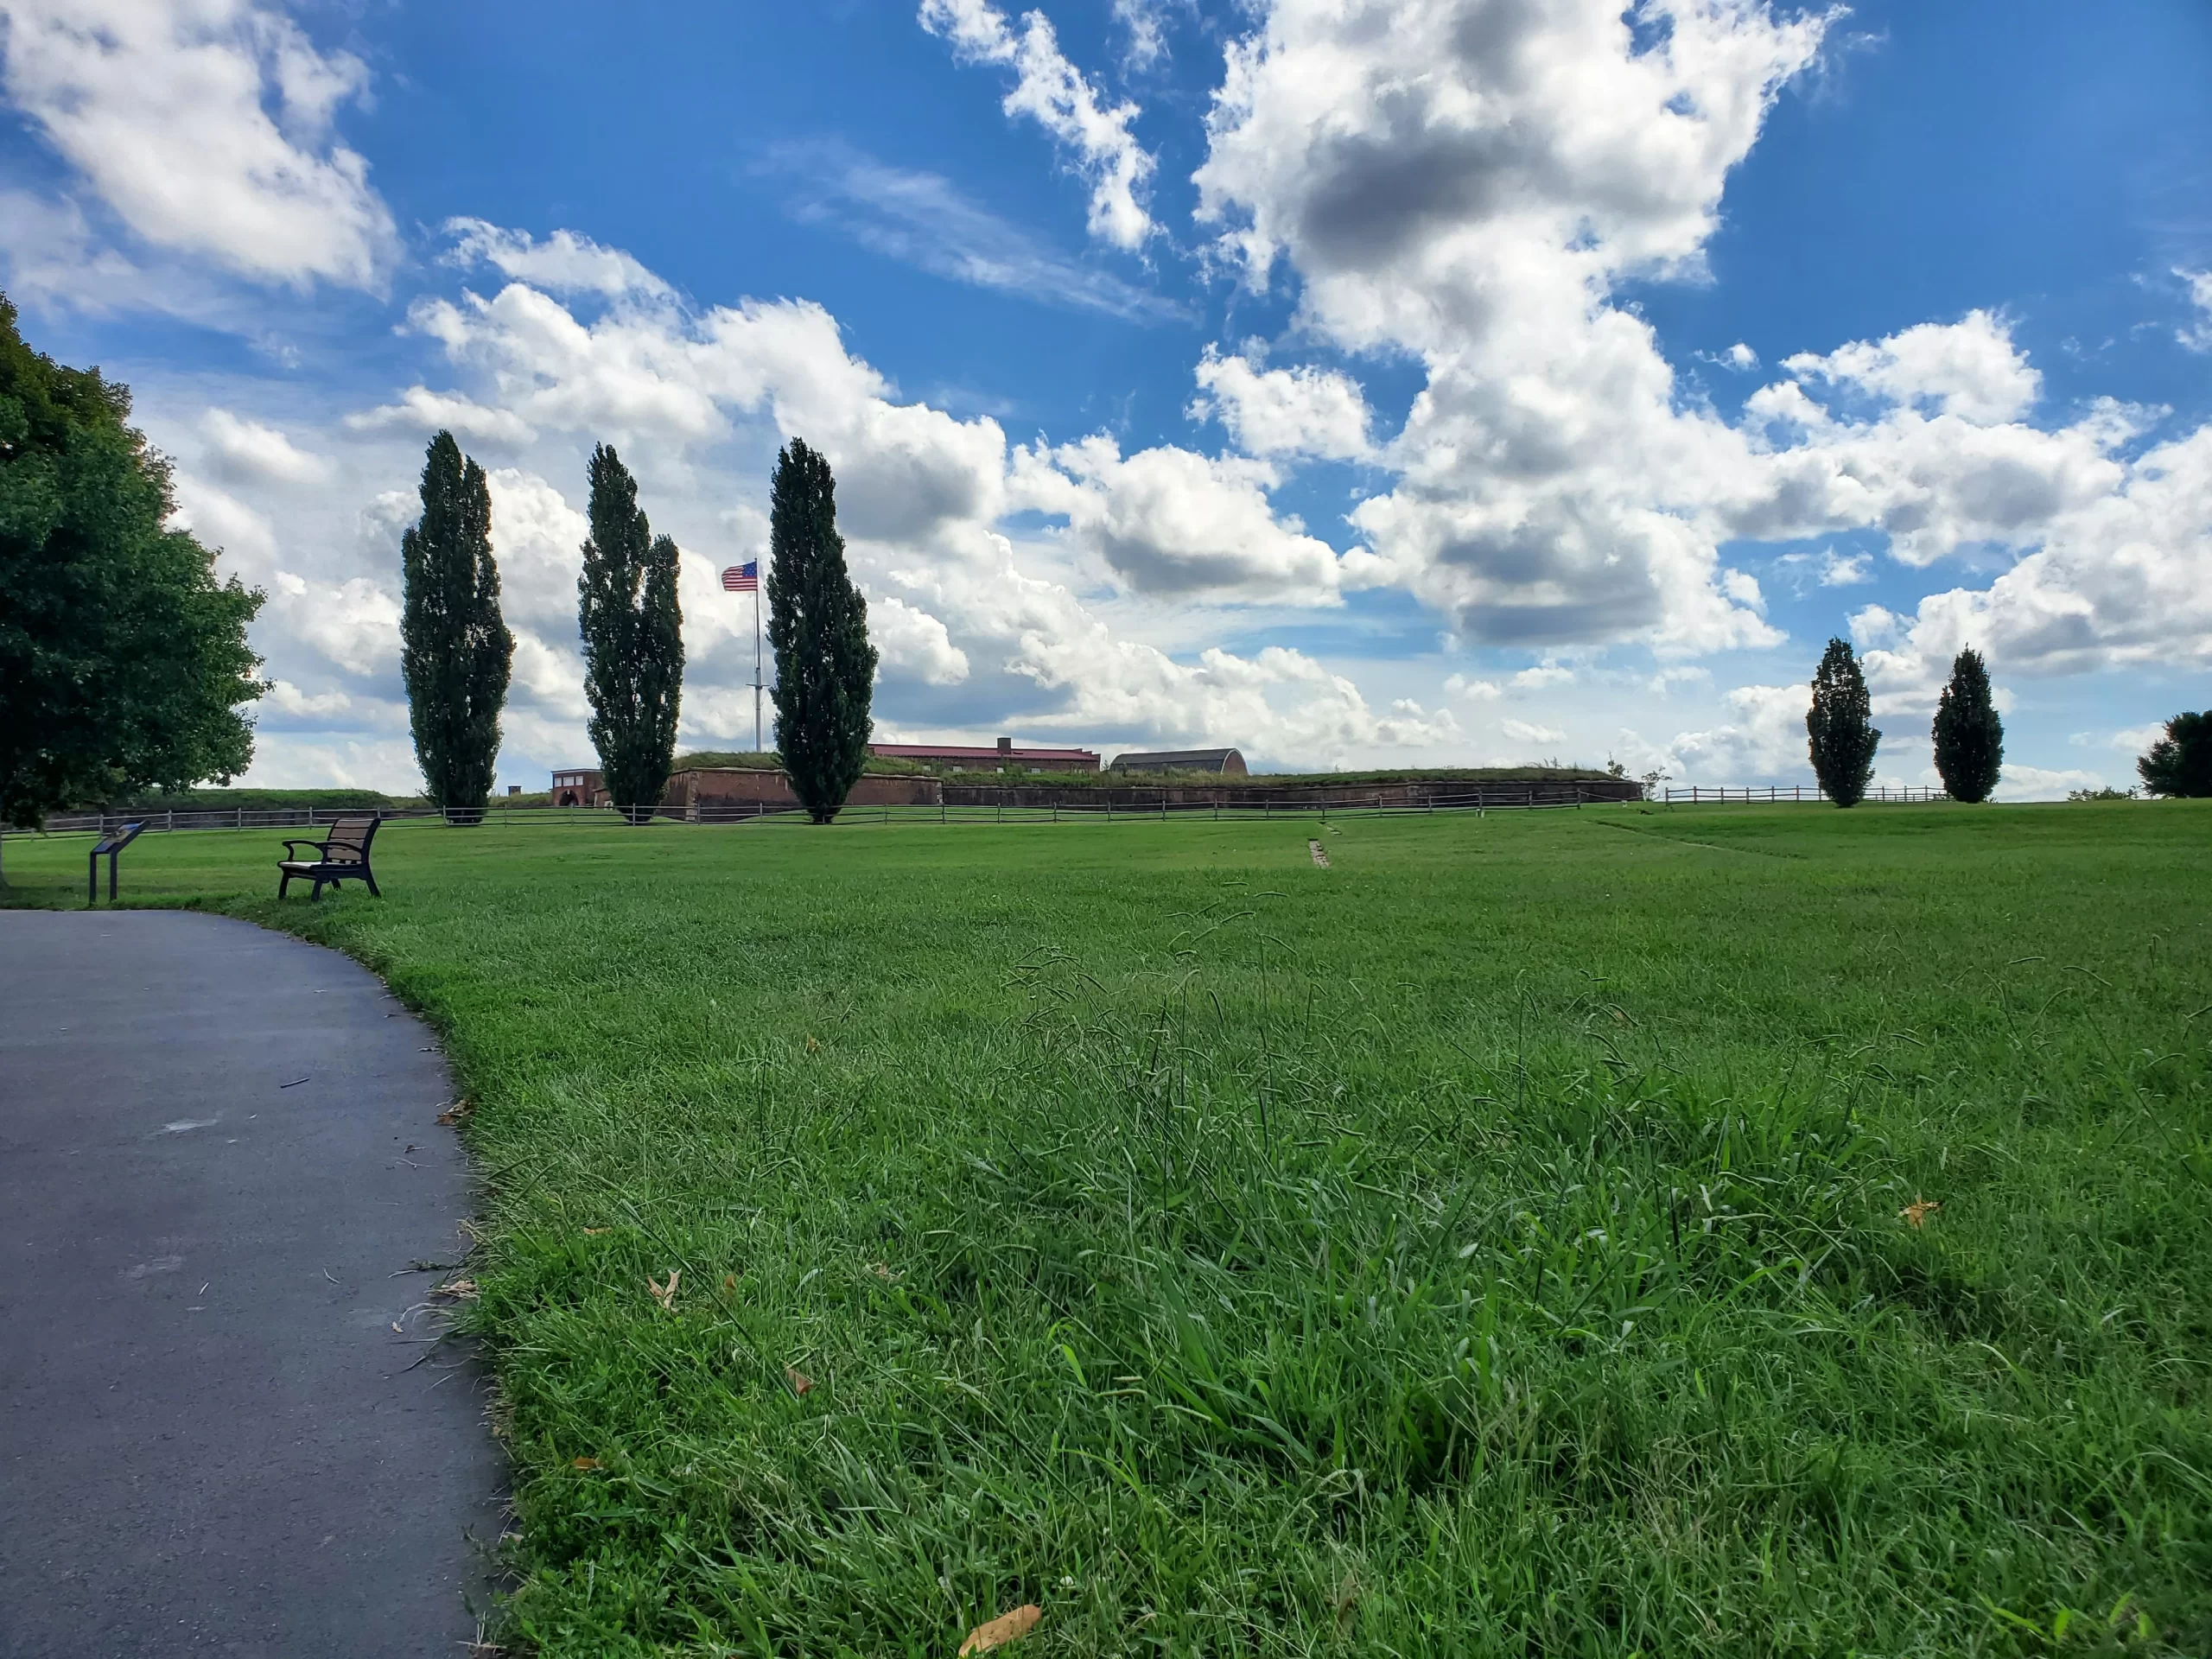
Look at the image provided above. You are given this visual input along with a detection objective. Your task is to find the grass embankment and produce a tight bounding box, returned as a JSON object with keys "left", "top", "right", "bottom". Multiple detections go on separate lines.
{"left": 672, "top": 751, "right": 1619, "bottom": 788}
{"left": 73, "top": 785, "right": 417, "bottom": 814}
{"left": 3, "top": 804, "right": 2209, "bottom": 1656}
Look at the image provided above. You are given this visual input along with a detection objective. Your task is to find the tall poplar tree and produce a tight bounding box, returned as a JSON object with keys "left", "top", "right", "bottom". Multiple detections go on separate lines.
{"left": 766, "top": 438, "right": 877, "bottom": 823}
{"left": 1930, "top": 645, "right": 2003, "bottom": 804}
{"left": 1807, "top": 638, "right": 1880, "bottom": 807}
{"left": 577, "top": 442, "right": 683, "bottom": 822}
{"left": 400, "top": 431, "right": 512, "bottom": 824}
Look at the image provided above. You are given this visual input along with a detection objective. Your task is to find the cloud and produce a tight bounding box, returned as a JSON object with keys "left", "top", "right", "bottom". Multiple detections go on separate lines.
{"left": 2098, "top": 723, "right": 2164, "bottom": 754}
{"left": 1650, "top": 682, "right": 1812, "bottom": 782}
{"left": 872, "top": 595, "right": 972, "bottom": 685}
{"left": 1014, "top": 435, "right": 1348, "bottom": 601}
{"left": 201, "top": 410, "right": 331, "bottom": 486}
{"left": 1112, "top": 0, "right": 1173, "bottom": 70}
{"left": 0, "top": 0, "right": 395, "bottom": 289}
{"left": 2180, "top": 269, "right": 2212, "bottom": 354}
{"left": 269, "top": 571, "right": 403, "bottom": 679}
{"left": 1181, "top": 1, "right": 2211, "bottom": 685}
{"left": 776, "top": 146, "right": 1183, "bottom": 321}
{"left": 1735, "top": 338, "right": 2145, "bottom": 567}
{"left": 1193, "top": 0, "right": 1830, "bottom": 651}
{"left": 442, "top": 219, "right": 673, "bottom": 303}
{"left": 1777, "top": 545, "right": 1872, "bottom": 587}
{"left": 918, "top": 0, "right": 1157, "bottom": 249}
{"left": 237, "top": 733, "right": 423, "bottom": 792}
{"left": 1189, "top": 347, "right": 1374, "bottom": 460}
{"left": 1511, "top": 664, "right": 1575, "bottom": 690}
{"left": 1992, "top": 764, "right": 2104, "bottom": 803}
{"left": 1498, "top": 718, "right": 1566, "bottom": 747}
{"left": 1782, "top": 309, "right": 2039, "bottom": 423}
{"left": 169, "top": 473, "right": 281, "bottom": 574}
{"left": 1850, "top": 422, "right": 2212, "bottom": 693}
{"left": 480, "top": 468, "right": 589, "bottom": 634}
{"left": 345, "top": 386, "right": 539, "bottom": 447}
{"left": 259, "top": 679, "right": 355, "bottom": 721}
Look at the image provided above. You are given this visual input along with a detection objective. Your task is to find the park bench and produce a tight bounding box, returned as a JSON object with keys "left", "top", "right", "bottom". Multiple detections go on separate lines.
{"left": 276, "top": 814, "right": 383, "bottom": 900}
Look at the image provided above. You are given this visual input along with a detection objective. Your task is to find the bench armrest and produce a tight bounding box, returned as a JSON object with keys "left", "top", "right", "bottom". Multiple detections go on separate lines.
{"left": 280, "top": 838, "right": 330, "bottom": 856}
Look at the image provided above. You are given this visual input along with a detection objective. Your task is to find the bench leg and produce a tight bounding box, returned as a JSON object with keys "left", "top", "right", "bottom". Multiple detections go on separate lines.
{"left": 278, "top": 871, "right": 291, "bottom": 899}
{"left": 363, "top": 869, "right": 381, "bottom": 899}
{"left": 310, "top": 877, "right": 324, "bottom": 901}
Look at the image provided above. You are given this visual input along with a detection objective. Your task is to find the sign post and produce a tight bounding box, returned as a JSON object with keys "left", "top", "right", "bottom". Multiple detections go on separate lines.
{"left": 87, "top": 821, "right": 146, "bottom": 906}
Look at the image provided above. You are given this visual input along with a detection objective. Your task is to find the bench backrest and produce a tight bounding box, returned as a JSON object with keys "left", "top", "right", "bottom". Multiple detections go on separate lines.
{"left": 324, "top": 814, "right": 379, "bottom": 863}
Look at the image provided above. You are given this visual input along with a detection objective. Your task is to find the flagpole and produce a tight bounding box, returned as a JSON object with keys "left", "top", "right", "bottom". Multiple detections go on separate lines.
{"left": 753, "top": 582, "right": 763, "bottom": 755}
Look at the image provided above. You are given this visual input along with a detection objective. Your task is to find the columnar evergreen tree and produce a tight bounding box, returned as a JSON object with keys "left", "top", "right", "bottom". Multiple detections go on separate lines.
{"left": 400, "top": 431, "right": 512, "bottom": 824}
{"left": 766, "top": 438, "right": 877, "bottom": 823}
{"left": 577, "top": 443, "right": 683, "bottom": 823}
{"left": 1, "top": 292, "right": 264, "bottom": 884}
{"left": 1930, "top": 645, "right": 2003, "bottom": 804}
{"left": 2138, "top": 711, "right": 2212, "bottom": 798}
{"left": 1807, "top": 637, "right": 1881, "bottom": 807}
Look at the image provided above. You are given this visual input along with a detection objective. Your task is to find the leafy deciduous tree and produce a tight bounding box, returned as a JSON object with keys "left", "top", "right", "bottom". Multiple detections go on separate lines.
{"left": 578, "top": 442, "right": 683, "bottom": 823}
{"left": 0, "top": 292, "right": 264, "bottom": 883}
{"left": 1930, "top": 645, "right": 2003, "bottom": 804}
{"left": 2137, "top": 711, "right": 2211, "bottom": 798}
{"left": 1807, "top": 637, "right": 1881, "bottom": 808}
{"left": 766, "top": 438, "right": 877, "bottom": 823}
{"left": 401, "top": 430, "right": 512, "bottom": 824}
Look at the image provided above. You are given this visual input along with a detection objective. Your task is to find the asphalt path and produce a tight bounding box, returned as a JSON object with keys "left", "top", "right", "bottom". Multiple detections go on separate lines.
{"left": 0, "top": 909, "right": 505, "bottom": 1657}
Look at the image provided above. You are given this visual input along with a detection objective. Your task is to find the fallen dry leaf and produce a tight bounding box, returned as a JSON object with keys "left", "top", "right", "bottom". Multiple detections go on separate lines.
{"left": 959, "top": 1605, "right": 1042, "bottom": 1655}
{"left": 722, "top": 1273, "right": 738, "bottom": 1292}
{"left": 583, "top": 1228, "right": 610, "bottom": 1236}
{"left": 433, "top": 1278, "right": 479, "bottom": 1300}
{"left": 804, "top": 1035, "right": 821, "bottom": 1053}
{"left": 648, "top": 1269, "right": 680, "bottom": 1312}
{"left": 435, "top": 1099, "right": 473, "bottom": 1126}
{"left": 785, "top": 1365, "right": 814, "bottom": 1396}
{"left": 1899, "top": 1198, "right": 1942, "bottom": 1230}
{"left": 872, "top": 1261, "right": 897, "bottom": 1281}
{"left": 572, "top": 1456, "right": 600, "bottom": 1471}
{"left": 1333, "top": 1573, "right": 1360, "bottom": 1637}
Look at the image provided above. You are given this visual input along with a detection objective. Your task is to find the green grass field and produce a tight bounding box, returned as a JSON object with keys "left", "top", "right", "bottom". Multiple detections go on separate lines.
{"left": 5, "top": 803, "right": 2209, "bottom": 1656}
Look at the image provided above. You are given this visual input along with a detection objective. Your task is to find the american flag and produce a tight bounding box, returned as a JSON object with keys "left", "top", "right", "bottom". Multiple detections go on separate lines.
{"left": 721, "top": 560, "right": 759, "bottom": 592}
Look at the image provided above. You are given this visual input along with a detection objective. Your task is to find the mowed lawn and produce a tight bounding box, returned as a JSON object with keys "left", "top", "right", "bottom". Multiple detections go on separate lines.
{"left": 5, "top": 803, "right": 2210, "bottom": 1656}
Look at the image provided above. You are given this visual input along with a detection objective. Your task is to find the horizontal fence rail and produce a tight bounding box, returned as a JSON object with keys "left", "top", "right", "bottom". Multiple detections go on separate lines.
{"left": 7, "top": 780, "right": 1948, "bottom": 840}
{"left": 1660, "top": 785, "right": 1947, "bottom": 804}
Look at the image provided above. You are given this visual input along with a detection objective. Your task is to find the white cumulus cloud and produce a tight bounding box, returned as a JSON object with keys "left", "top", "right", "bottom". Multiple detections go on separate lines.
{"left": 0, "top": 0, "right": 395, "bottom": 289}
{"left": 1190, "top": 347, "right": 1374, "bottom": 461}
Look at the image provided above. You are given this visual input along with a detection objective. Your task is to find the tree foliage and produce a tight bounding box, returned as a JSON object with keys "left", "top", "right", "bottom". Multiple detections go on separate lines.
{"left": 766, "top": 438, "right": 877, "bottom": 823}
{"left": 1807, "top": 638, "right": 1881, "bottom": 807}
{"left": 2137, "top": 711, "right": 2212, "bottom": 798}
{"left": 0, "top": 292, "right": 264, "bottom": 873}
{"left": 1930, "top": 645, "right": 2003, "bottom": 804}
{"left": 401, "top": 431, "right": 512, "bottom": 823}
{"left": 578, "top": 443, "right": 683, "bottom": 822}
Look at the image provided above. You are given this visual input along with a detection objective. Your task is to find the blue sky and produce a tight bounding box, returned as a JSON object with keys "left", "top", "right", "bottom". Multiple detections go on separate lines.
{"left": 3, "top": 0, "right": 2208, "bottom": 795}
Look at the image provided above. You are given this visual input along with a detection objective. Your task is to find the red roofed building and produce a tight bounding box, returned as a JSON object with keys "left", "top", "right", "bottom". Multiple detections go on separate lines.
{"left": 869, "top": 737, "right": 1100, "bottom": 772}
